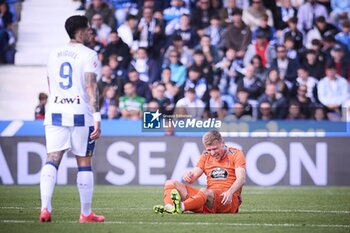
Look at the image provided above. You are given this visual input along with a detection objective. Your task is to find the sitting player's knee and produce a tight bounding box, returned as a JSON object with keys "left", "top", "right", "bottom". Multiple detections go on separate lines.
{"left": 165, "top": 179, "right": 177, "bottom": 186}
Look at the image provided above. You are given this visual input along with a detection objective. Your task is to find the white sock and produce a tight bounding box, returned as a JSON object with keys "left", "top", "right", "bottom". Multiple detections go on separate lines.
{"left": 181, "top": 202, "right": 185, "bottom": 211}
{"left": 40, "top": 163, "right": 57, "bottom": 212}
{"left": 77, "top": 171, "right": 93, "bottom": 216}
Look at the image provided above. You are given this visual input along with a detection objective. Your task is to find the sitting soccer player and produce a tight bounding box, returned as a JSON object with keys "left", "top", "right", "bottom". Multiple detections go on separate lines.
{"left": 153, "top": 130, "right": 246, "bottom": 214}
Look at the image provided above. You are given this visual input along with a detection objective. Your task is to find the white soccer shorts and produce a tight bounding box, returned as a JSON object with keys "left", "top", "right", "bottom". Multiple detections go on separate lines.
{"left": 45, "top": 125, "right": 95, "bottom": 157}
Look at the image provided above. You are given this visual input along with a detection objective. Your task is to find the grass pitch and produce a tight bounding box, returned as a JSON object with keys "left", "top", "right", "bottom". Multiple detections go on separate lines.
{"left": 0, "top": 186, "right": 349, "bottom": 233}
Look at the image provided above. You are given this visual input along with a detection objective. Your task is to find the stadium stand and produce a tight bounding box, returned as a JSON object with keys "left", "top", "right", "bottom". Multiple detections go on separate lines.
{"left": 0, "top": 0, "right": 349, "bottom": 121}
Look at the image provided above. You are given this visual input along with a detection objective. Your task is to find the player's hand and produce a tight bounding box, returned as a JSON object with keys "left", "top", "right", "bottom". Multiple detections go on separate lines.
{"left": 90, "top": 121, "right": 101, "bottom": 140}
{"left": 220, "top": 190, "right": 233, "bottom": 205}
{"left": 183, "top": 171, "right": 194, "bottom": 183}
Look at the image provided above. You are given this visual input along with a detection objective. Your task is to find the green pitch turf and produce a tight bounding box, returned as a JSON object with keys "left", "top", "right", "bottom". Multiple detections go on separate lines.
{"left": 0, "top": 186, "right": 349, "bottom": 233}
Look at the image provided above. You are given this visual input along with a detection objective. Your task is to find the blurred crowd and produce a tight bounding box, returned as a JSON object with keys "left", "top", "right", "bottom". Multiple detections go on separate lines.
{"left": 0, "top": 0, "right": 21, "bottom": 64}
{"left": 36, "top": 0, "right": 350, "bottom": 121}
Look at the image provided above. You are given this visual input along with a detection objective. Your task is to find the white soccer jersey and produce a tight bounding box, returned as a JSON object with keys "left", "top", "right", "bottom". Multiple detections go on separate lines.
{"left": 44, "top": 43, "right": 101, "bottom": 127}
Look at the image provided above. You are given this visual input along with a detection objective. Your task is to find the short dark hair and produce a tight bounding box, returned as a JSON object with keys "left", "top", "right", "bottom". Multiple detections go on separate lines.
{"left": 39, "top": 92, "right": 48, "bottom": 101}
{"left": 65, "top": 15, "right": 89, "bottom": 39}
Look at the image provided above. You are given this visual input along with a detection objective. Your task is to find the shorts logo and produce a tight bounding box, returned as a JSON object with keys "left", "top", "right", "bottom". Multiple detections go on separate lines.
{"left": 143, "top": 109, "right": 162, "bottom": 129}
{"left": 210, "top": 168, "right": 228, "bottom": 179}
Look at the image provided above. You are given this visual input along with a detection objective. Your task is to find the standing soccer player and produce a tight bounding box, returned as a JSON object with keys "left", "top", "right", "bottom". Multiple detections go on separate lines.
{"left": 39, "top": 15, "right": 104, "bottom": 223}
{"left": 154, "top": 130, "right": 246, "bottom": 214}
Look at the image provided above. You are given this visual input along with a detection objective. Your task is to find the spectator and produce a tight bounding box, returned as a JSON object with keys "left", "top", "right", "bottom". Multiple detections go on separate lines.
{"left": 306, "top": 16, "right": 339, "bottom": 49}
{"left": 106, "top": 104, "right": 119, "bottom": 119}
{"left": 184, "top": 66, "right": 209, "bottom": 102}
{"left": 103, "top": 30, "right": 131, "bottom": 68}
{"left": 119, "top": 82, "right": 146, "bottom": 120}
{"left": 235, "top": 89, "right": 253, "bottom": 117}
{"left": 335, "top": 20, "right": 350, "bottom": 52}
{"left": 280, "top": 17, "right": 304, "bottom": 53}
{"left": 0, "top": 0, "right": 15, "bottom": 63}
{"left": 252, "top": 13, "right": 276, "bottom": 43}
{"left": 172, "top": 14, "right": 199, "bottom": 49}
{"left": 91, "top": 13, "right": 112, "bottom": 46}
{"left": 300, "top": 49, "right": 325, "bottom": 80}
{"left": 191, "top": 0, "right": 217, "bottom": 35}
{"left": 163, "top": 49, "right": 187, "bottom": 87}
{"left": 85, "top": 0, "right": 116, "bottom": 29}
{"left": 215, "top": 47, "right": 243, "bottom": 78}
{"left": 135, "top": 7, "right": 163, "bottom": 58}
{"left": 161, "top": 67, "right": 180, "bottom": 103}
{"left": 85, "top": 28, "right": 105, "bottom": 61}
{"left": 309, "top": 39, "right": 326, "bottom": 65}
{"left": 146, "top": 99, "right": 160, "bottom": 112}
{"left": 270, "top": 44, "right": 299, "bottom": 82}
{"left": 129, "top": 47, "right": 161, "bottom": 84}
{"left": 257, "top": 101, "right": 273, "bottom": 120}
{"left": 216, "top": 48, "right": 242, "bottom": 98}
{"left": 291, "top": 84, "right": 314, "bottom": 118}
{"left": 274, "top": 0, "right": 298, "bottom": 30}
{"left": 127, "top": 68, "right": 152, "bottom": 102}
{"left": 219, "top": 0, "right": 240, "bottom": 27}
{"left": 329, "top": 0, "right": 350, "bottom": 27}
{"left": 76, "top": 0, "right": 86, "bottom": 11}
{"left": 150, "top": 82, "right": 174, "bottom": 115}
{"left": 202, "top": 15, "right": 226, "bottom": 46}
{"left": 163, "top": 0, "right": 190, "bottom": 35}
{"left": 194, "top": 34, "right": 222, "bottom": 64}
{"left": 283, "top": 35, "right": 298, "bottom": 60}
{"left": 204, "top": 86, "right": 229, "bottom": 119}
{"left": 224, "top": 102, "right": 252, "bottom": 121}
{"left": 295, "top": 66, "right": 318, "bottom": 102}
{"left": 321, "top": 35, "right": 338, "bottom": 61}
{"left": 286, "top": 100, "right": 305, "bottom": 119}
{"left": 108, "top": 54, "right": 127, "bottom": 82}
{"left": 109, "top": 0, "right": 138, "bottom": 27}
{"left": 250, "top": 54, "right": 268, "bottom": 83}
{"left": 190, "top": 50, "right": 214, "bottom": 87}
{"left": 117, "top": 14, "right": 138, "bottom": 49}
{"left": 265, "top": 68, "right": 290, "bottom": 98}
{"left": 223, "top": 8, "right": 252, "bottom": 59}
{"left": 237, "top": 64, "right": 263, "bottom": 100}
{"left": 100, "top": 85, "right": 118, "bottom": 118}
{"left": 257, "top": 83, "right": 288, "bottom": 119}
{"left": 317, "top": 62, "right": 348, "bottom": 120}
{"left": 297, "top": 0, "right": 328, "bottom": 34}
{"left": 34, "top": 92, "right": 48, "bottom": 120}
{"left": 242, "top": 0, "right": 274, "bottom": 31}
{"left": 175, "top": 87, "right": 205, "bottom": 119}
{"left": 97, "top": 65, "right": 122, "bottom": 96}
{"left": 163, "top": 35, "right": 193, "bottom": 68}
{"left": 312, "top": 104, "right": 328, "bottom": 121}
{"left": 328, "top": 44, "right": 350, "bottom": 80}
{"left": 244, "top": 31, "right": 275, "bottom": 68}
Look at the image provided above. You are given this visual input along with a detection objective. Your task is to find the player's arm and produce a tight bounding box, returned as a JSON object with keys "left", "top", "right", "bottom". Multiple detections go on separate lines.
{"left": 221, "top": 167, "right": 246, "bottom": 205}
{"left": 85, "top": 72, "right": 101, "bottom": 140}
{"left": 183, "top": 167, "right": 203, "bottom": 184}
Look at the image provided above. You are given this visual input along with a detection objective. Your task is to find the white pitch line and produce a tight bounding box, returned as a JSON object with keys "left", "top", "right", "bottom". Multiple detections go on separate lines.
{"left": 1, "top": 206, "right": 349, "bottom": 214}
{"left": 245, "top": 209, "right": 350, "bottom": 214}
{"left": 0, "top": 220, "right": 350, "bottom": 228}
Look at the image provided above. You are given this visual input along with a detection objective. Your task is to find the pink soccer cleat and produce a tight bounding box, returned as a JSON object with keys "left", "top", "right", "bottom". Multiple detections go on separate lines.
{"left": 79, "top": 212, "right": 105, "bottom": 223}
{"left": 40, "top": 208, "right": 51, "bottom": 222}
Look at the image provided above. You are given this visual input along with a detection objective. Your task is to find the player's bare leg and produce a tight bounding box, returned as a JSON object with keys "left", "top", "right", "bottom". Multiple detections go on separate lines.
{"left": 76, "top": 156, "right": 104, "bottom": 223}
{"left": 40, "top": 151, "right": 65, "bottom": 222}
